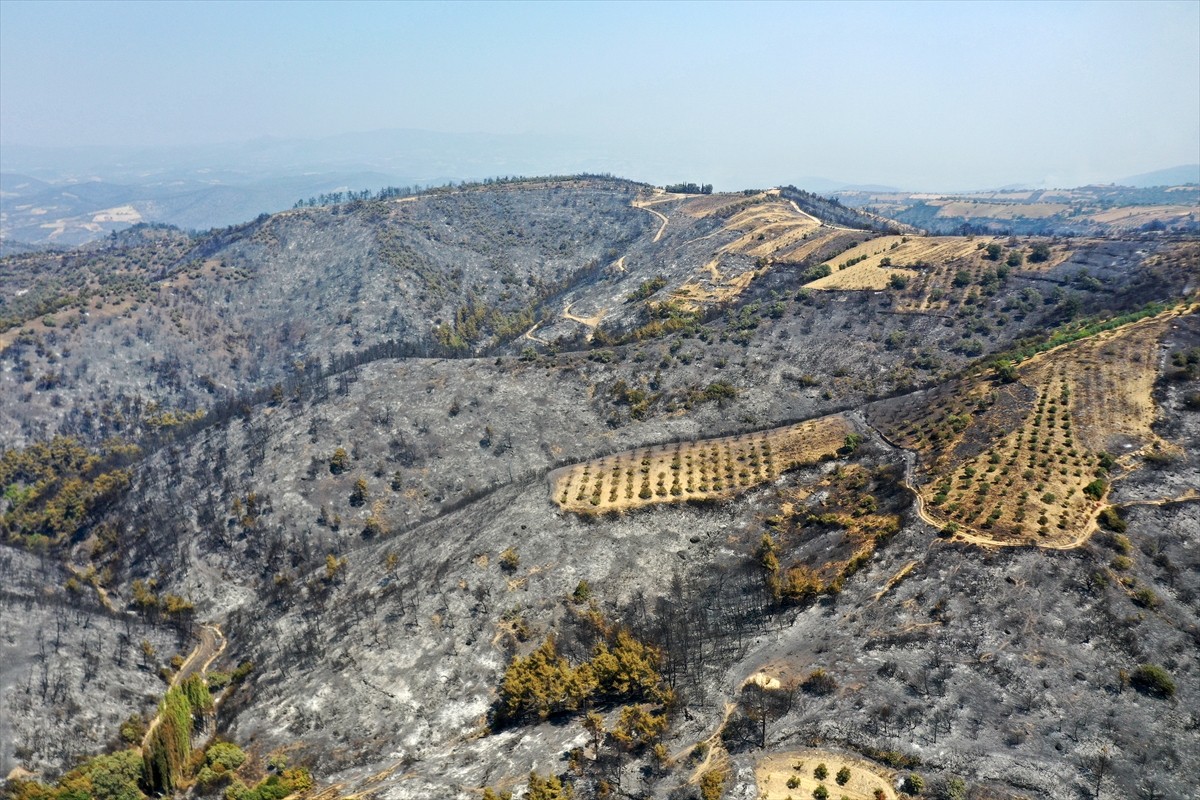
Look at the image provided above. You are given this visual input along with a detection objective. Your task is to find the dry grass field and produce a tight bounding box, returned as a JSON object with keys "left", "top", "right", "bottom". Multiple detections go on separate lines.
{"left": 805, "top": 235, "right": 980, "bottom": 293}
{"left": 755, "top": 750, "right": 896, "bottom": 800}
{"left": 549, "top": 414, "right": 853, "bottom": 513}
{"left": 1085, "top": 205, "right": 1199, "bottom": 230}
{"left": 868, "top": 311, "right": 1182, "bottom": 546}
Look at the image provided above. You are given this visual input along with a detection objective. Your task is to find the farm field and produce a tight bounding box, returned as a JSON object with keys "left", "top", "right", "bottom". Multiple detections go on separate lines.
{"left": 867, "top": 309, "right": 1186, "bottom": 546}
{"left": 663, "top": 191, "right": 844, "bottom": 309}
{"left": 756, "top": 750, "right": 896, "bottom": 800}
{"left": 549, "top": 414, "right": 853, "bottom": 513}
{"left": 803, "top": 235, "right": 980, "bottom": 291}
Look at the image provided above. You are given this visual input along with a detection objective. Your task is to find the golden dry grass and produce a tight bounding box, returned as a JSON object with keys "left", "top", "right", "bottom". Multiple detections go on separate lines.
{"left": 549, "top": 414, "right": 852, "bottom": 513}
{"left": 806, "top": 236, "right": 978, "bottom": 292}
{"left": 755, "top": 750, "right": 896, "bottom": 800}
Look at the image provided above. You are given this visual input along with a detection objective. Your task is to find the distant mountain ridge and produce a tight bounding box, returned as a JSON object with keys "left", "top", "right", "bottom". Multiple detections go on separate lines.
{"left": 1118, "top": 164, "right": 1200, "bottom": 188}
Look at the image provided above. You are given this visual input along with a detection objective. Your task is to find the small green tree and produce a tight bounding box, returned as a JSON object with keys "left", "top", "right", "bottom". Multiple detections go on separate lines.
{"left": 350, "top": 477, "right": 369, "bottom": 506}
{"left": 1029, "top": 242, "right": 1051, "bottom": 263}
{"left": 525, "top": 772, "right": 573, "bottom": 800}
{"left": 836, "top": 765, "right": 851, "bottom": 786}
{"left": 813, "top": 785, "right": 830, "bottom": 800}
{"left": 814, "top": 763, "right": 829, "bottom": 780}
{"left": 984, "top": 243, "right": 1002, "bottom": 261}
{"left": 329, "top": 447, "right": 349, "bottom": 474}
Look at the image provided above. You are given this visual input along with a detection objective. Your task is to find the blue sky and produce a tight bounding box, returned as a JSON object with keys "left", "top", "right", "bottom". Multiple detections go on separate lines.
{"left": 1, "top": 0, "right": 1197, "bottom": 188}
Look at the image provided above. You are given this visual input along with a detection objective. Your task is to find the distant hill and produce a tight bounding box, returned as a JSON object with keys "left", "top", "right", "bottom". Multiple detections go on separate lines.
{"left": 0, "top": 170, "right": 411, "bottom": 246}
{"left": 1119, "top": 164, "right": 1200, "bottom": 187}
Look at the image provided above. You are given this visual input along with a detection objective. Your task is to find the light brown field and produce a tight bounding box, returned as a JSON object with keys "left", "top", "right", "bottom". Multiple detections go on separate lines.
{"left": 663, "top": 195, "right": 840, "bottom": 311}
{"left": 549, "top": 414, "right": 853, "bottom": 513}
{"left": 1085, "top": 205, "right": 1199, "bottom": 229}
{"left": 756, "top": 750, "right": 896, "bottom": 800}
{"left": 870, "top": 310, "right": 1186, "bottom": 547}
{"left": 806, "top": 236, "right": 978, "bottom": 291}
{"left": 932, "top": 200, "right": 1071, "bottom": 220}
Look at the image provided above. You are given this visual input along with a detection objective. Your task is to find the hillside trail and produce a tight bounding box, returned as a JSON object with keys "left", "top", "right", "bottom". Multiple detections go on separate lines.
{"left": 521, "top": 322, "right": 549, "bottom": 345}
{"left": 139, "top": 623, "right": 226, "bottom": 753}
{"left": 671, "top": 701, "right": 736, "bottom": 783}
{"left": 562, "top": 301, "right": 609, "bottom": 329}
{"left": 632, "top": 193, "right": 673, "bottom": 242}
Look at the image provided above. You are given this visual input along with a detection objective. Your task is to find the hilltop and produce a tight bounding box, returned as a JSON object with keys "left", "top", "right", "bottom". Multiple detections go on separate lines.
{"left": 1, "top": 176, "right": 1198, "bottom": 800}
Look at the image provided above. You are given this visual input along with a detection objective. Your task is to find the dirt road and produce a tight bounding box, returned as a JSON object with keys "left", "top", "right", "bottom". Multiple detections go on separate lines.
{"left": 140, "top": 623, "right": 226, "bottom": 751}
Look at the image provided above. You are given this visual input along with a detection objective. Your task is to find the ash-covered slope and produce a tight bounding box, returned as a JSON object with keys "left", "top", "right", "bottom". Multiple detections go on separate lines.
{"left": 2, "top": 178, "right": 1199, "bottom": 800}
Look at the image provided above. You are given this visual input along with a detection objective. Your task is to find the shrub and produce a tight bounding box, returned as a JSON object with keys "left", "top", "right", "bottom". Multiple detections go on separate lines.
{"left": 814, "top": 763, "right": 828, "bottom": 780}
{"left": 1130, "top": 664, "right": 1176, "bottom": 698}
{"left": 626, "top": 276, "right": 668, "bottom": 302}
{"left": 889, "top": 273, "right": 909, "bottom": 290}
{"left": 1083, "top": 479, "right": 1107, "bottom": 500}
{"left": 903, "top": 773, "right": 925, "bottom": 794}
{"left": 813, "top": 786, "right": 830, "bottom": 800}
{"left": 1097, "top": 507, "right": 1126, "bottom": 533}
{"left": 572, "top": 580, "right": 592, "bottom": 603}
{"left": 836, "top": 766, "right": 850, "bottom": 786}
{"left": 499, "top": 548, "right": 520, "bottom": 573}
{"left": 700, "top": 766, "right": 728, "bottom": 800}
{"left": 803, "top": 669, "right": 838, "bottom": 695}
{"left": 1132, "top": 588, "right": 1160, "bottom": 609}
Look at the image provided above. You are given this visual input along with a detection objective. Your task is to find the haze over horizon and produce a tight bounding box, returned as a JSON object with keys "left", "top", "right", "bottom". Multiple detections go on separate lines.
{"left": 1, "top": 0, "right": 1198, "bottom": 191}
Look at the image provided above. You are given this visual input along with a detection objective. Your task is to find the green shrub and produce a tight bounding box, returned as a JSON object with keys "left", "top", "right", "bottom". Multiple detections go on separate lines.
{"left": 572, "top": 580, "right": 592, "bottom": 603}
{"left": 1132, "top": 588, "right": 1160, "bottom": 609}
{"left": 1097, "top": 507, "right": 1126, "bottom": 533}
{"left": 700, "top": 766, "right": 728, "bottom": 800}
{"left": 813, "top": 786, "right": 829, "bottom": 800}
{"left": 1130, "top": 664, "right": 1176, "bottom": 698}
{"left": 836, "top": 766, "right": 851, "bottom": 786}
{"left": 903, "top": 772, "right": 925, "bottom": 794}
{"left": 814, "top": 763, "right": 828, "bottom": 780}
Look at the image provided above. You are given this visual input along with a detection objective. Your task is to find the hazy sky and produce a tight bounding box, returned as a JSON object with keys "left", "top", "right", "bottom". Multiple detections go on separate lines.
{"left": 1, "top": 0, "right": 1197, "bottom": 189}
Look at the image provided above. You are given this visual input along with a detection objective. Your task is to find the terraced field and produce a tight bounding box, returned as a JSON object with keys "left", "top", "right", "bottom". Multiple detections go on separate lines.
{"left": 868, "top": 310, "right": 1184, "bottom": 546}
{"left": 806, "top": 235, "right": 981, "bottom": 292}
{"left": 550, "top": 414, "right": 853, "bottom": 513}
